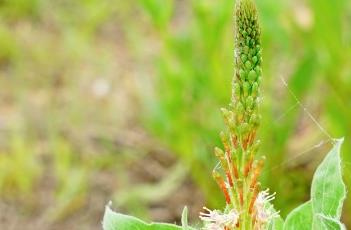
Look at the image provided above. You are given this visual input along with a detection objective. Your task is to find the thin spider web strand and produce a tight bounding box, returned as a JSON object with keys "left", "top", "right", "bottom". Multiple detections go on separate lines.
{"left": 260, "top": 76, "right": 335, "bottom": 176}
{"left": 275, "top": 102, "right": 299, "bottom": 122}
{"left": 260, "top": 139, "right": 331, "bottom": 177}
{"left": 279, "top": 76, "right": 335, "bottom": 143}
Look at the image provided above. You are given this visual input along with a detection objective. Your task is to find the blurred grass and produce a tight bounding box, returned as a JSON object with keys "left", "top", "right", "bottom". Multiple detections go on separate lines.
{"left": 0, "top": 0, "right": 350, "bottom": 228}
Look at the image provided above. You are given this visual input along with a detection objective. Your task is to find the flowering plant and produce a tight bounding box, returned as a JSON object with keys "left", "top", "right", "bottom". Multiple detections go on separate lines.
{"left": 102, "top": 0, "right": 347, "bottom": 229}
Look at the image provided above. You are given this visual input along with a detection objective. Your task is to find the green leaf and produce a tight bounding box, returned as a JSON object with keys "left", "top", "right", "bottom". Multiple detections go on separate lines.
{"left": 181, "top": 206, "right": 188, "bottom": 229}
{"left": 102, "top": 204, "right": 148, "bottom": 230}
{"left": 283, "top": 201, "right": 312, "bottom": 230}
{"left": 267, "top": 215, "right": 284, "bottom": 230}
{"left": 284, "top": 138, "right": 347, "bottom": 229}
{"left": 314, "top": 214, "right": 346, "bottom": 230}
{"left": 311, "top": 138, "right": 346, "bottom": 219}
{"left": 103, "top": 203, "right": 197, "bottom": 230}
{"left": 150, "top": 223, "right": 186, "bottom": 230}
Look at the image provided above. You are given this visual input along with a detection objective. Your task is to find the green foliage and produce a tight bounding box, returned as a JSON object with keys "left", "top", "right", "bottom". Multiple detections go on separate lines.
{"left": 284, "top": 201, "right": 312, "bottom": 230}
{"left": 0, "top": 25, "right": 19, "bottom": 65}
{"left": 267, "top": 215, "right": 284, "bottom": 230}
{"left": 0, "top": 0, "right": 41, "bottom": 19}
{"left": 311, "top": 139, "right": 346, "bottom": 219}
{"left": 139, "top": 0, "right": 174, "bottom": 30}
{"left": 0, "top": 131, "right": 41, "bottom": 196}
{"left": 102, "top": 139, "right": 347, "bottom": 229}
{"left": 138, "top": 0, "right": 351, "bottom": 222}
{"left": 47, "top": 138, "right": 88, "bottom": 220}
{"left": 103, "top": 204, "right": 196, "bottom": 230}
{"left": 284, "top": 139, "right": 346, "bottom": 229}
{"left": 0, "top": 0, "right": 125, "bottom": 223}
{"left": 0, "top": 0, "right": 350, "bottom": 227}
{"left": 315, "top": 214, "right": 346, "bottom": 230}
{"left": 141, "top": 0, "right": 235, "bottom": 206}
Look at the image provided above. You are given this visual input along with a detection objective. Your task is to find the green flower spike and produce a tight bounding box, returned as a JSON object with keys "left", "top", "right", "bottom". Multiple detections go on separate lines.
{"left": 200, "top": 1, "right": 279, "bottom": 230}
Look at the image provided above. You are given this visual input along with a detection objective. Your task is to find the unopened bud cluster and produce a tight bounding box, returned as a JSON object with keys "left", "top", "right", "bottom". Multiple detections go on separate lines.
{"left": 231, "top": 0, "right": 262, "bottom": 139}
{"left": 201, "top": 1, "right": 278, "bottom": 230}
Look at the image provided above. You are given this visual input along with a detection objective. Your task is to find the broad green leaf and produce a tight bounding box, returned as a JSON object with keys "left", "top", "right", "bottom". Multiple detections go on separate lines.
{"left": 103, "top": 204, "right": 148, "bottom": 230}
{"left": 283, "top": 201, "right": 312, "bottom": 230}
{"left": 314, "top": 214, "right": 346, "bottom": 230}
{"left": 103, "top": 204, "right": 197, "bottom": 230}
{"left": 311, "top": 138, "right": 346, "bottom": 218}
{"left": 284, "top": 138, "right": 347, "bottom": 229}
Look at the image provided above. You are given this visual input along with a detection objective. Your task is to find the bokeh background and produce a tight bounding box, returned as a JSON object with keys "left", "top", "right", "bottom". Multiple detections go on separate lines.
{"left": 0, "top": 0, "right": 350, "bottom": 229}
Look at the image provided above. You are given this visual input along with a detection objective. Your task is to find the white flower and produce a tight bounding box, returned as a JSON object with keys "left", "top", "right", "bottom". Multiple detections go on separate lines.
{"left": 254, "top": 189, "right": 280, "bottom": 224}
{"left": 200, "top": 207, "right": 239, "bottom": 230}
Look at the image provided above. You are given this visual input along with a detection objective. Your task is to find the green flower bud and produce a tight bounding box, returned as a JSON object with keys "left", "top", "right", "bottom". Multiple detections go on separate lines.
{"left": 214, "top": 147, "right": 225, "bottom": 158}
{"left": 245, "top": 60, "right": 252, "bottom": 70}
{"left": 239, "top": 122, "right": 250, "bottom": 135}
{"left": 241, "top": 54, "right": 248, "bottom": 63}
{"left": 244, "top": 46, "right": 250, "bottom": 54}
{"left": 250, "top": 139, "right": 261, "bottom": 155}
{"left": 246, "top": 96, "right": 254, "bottom": 110}
{"left": 246, "top": 37, "right": 251, "bottom": 46}
{"left": 250, "top": 38, "right": 255, "bottom": 46}
{"left": 251, "top": 82, "right": 258, "bottom": 96}
{"left": 239, "top": 69, "right": 247, "bottom": 81}
{"left": 249, "top": 113, "right": 261, "bottom": 127}
{"left": 250, "top": 114, "right": 261, "bottom": 127}
{"left": 214, "top": 147, "right": 229, "bottom": 171}
{"left": 255, "top": 66, "right": 261, "bottom": 75}
{"left": 235, "top": 102, "right": 245, "bottom": 121}
{"left": 256, "top": 45, "right": 260, "bottom": 52}
{"left": 230, "top": 0, "right": 262, "bottom": 151}
{"left": 222, "top": 108, "right": 235, "bottom": 125}
{"left": 248, "top": 70, "right": 257, "bottom": 82}
{"left": 220, "top": 131, "right": 230, "bottom": 148}
{"left": 236, "top": 102, "right": 244, "bottom": 113}
{"left": 243, "top": 81, "right": 250, "bottom": 97}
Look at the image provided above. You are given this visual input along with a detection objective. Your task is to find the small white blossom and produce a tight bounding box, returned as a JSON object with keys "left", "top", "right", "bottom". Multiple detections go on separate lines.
{"left": 254, "top": 189, "right": 280, "bottom": 225}
{"left": 200, "top": 207, "right": 239, "bottom": 230}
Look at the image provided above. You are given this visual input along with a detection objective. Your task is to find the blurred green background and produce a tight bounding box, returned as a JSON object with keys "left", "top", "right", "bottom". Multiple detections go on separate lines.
{"left": 0, "top": 0, "right": 350, "bottom": 229}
